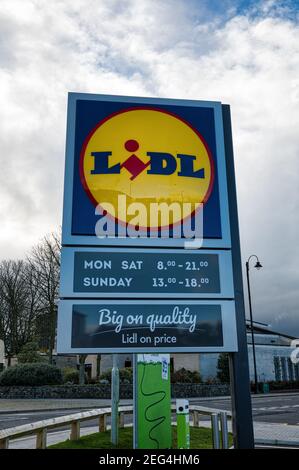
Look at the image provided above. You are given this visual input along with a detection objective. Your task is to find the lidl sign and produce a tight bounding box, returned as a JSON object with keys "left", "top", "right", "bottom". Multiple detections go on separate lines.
{"left": 58, "top": 92, "right": 237, "bottom": 353}
{"left": 58, "top": 95, "right": 254, "bottom": 449}
{"left": 81, "top": 108, "right": 214, "bottom": 231}
{"left": 62, "top": 94, "right": 231, "bottom": 247}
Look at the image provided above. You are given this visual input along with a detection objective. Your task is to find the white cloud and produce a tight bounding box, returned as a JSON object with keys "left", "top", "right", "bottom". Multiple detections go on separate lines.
{"left": 0, "top": 0, "right": 298, "bottom": 333}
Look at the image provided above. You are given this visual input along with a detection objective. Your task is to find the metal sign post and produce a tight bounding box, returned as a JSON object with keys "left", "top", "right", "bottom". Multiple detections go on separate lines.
{"left": 222, "top": 105, "right": 254, "bottom": 448}
{"left": 133, "top": 354, "right": 137, "bottom": 449}
{"left": 111, "top": 354, "right": 119, "bottom": 445}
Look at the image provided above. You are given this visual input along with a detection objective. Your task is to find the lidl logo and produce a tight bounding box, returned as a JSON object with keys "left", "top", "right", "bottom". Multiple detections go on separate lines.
{"left": 80, "top": 108, "right": 214, "bottom": 230}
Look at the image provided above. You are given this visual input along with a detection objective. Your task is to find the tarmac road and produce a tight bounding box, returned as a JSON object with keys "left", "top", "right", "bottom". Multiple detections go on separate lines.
{"left": 1, "top": 393, "right": 299, "bottom": 430}
{"left": 193, "top": 393, "right": 299, "bottom": 425}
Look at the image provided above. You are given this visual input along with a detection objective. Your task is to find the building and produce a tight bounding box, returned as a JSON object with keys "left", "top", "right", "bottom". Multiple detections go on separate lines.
{"left": 51, "top": 352, "right": 200, "bottom": 380}
{"left": 200, "top": 321, "right": 298, "bottom": 383}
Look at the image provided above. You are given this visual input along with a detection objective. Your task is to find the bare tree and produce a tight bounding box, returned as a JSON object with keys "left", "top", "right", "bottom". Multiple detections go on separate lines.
{"left": 27, "top": 232, "right": 61, "bottom": 363}
{"left": 19, "top": 262, "right": 43, "bottom": 346}
{"left": 0, "top": 260, "right": 36, "bottom": 365}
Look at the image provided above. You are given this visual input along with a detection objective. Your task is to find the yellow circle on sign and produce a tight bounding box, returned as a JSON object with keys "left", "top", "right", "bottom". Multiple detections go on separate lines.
{"left": 80, "top": 108, "right": 214, "bottom": 229}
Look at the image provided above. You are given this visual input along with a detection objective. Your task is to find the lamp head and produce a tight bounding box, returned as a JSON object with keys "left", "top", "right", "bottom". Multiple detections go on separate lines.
{"left": 254, "top": 260, "right": 263, "bottom": 270}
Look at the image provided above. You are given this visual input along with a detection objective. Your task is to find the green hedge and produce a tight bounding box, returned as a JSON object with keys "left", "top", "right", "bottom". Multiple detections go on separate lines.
{"left": 62, "top": 367, "right": 80, "bottom": 384}
{"left": 99, "top": 367, "right": 133, "bottom": 384}
{"left": 99, "top": 366, "right": 202, "bottom": 384}
{"left": 171, "top": 368, "right": 201, "bottom": 384}
{"left": 0, "top": 363, "right": 63, "bottom": 386}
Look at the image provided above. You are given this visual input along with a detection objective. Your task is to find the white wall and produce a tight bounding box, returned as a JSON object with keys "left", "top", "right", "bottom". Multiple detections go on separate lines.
{"left": 248, "top": 345, "right": 296, "bottom": 382}
{"left": 171, "top": 353, "right": 199, "bottom": 372}
{"left": 199, "top": 353, "right": 219, "bottom": 381}
{"left": 200, "top": 345, "right": 296, "bottom": 383}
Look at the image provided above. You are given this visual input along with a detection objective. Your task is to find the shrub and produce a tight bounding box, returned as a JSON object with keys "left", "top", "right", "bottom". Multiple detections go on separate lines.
{"left": 17, "top": 341, "right": 43, "bottom": 364}
{"left": 99, "top": 367, "right": 133, "bottom": 384}
{"left": 171, "top": 368, "right": 201, "bottom": 384}
{"left": 62, "top": 367, "right": 79, "bottom": 384}
{"left": 0, "top": 363, "right": 63, "bottom": 386}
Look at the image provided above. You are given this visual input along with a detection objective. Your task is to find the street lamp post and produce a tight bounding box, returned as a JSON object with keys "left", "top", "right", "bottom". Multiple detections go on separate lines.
{"left": 246, "top": 255, "right": 262, "bottom": 395}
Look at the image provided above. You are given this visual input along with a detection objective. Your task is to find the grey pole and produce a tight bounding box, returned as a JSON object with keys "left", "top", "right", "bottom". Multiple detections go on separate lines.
{"left": 246, "top": 259, "right": 259, "bottom": 394}
{"left": 111, "top": 354, "right": 119, "bottom": 445}
{"left": 211, "top": 413, "right": 220, "bottom": 449}
{"left": 220, "top": 412, "right": 229, "bottom": 449}
{"left": 133, "top": 353, "right": 138, "bottom": 449}
{"left": 222, "top": 104, "right": 255, "bottom": 449}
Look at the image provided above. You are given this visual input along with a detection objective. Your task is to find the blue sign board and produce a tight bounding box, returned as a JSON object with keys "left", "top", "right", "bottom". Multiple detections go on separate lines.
{"left": 62, "top": 93, "right": 231, "bottom": 248}
{"left": 57, "top": 300, "right": 237, "bottom": 353}
{"left": 60, "top": 247, "right": 234, "bottom": 298}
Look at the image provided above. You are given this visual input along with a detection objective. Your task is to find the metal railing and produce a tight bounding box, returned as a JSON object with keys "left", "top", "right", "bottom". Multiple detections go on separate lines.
{"left": 190, "top": 405, "right": 231, "bottom": 449}
{"left": 0, "top": 404, "right": 231, "bottom": 449}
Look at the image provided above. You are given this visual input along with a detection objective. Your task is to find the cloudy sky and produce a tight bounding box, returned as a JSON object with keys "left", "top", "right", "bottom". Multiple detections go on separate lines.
{"left": 0, "top": 0, "right": 298, "bottom": 336}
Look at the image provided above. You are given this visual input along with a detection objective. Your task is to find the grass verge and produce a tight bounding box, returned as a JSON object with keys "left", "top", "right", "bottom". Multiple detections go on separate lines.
{"left": 49, "top": 425, "right": 233, "bottom": 449}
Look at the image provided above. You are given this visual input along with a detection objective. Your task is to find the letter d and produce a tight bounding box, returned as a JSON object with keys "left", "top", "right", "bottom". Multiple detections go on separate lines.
{"left": 147, "top": 152, "right": 177, "bottom": 175}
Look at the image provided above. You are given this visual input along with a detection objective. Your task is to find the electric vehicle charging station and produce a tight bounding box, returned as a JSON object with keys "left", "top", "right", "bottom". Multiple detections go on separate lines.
{"left": 134, "top": 354, "right": 171, "bottom": 449}
{"left": 176, "top": 399, "right": 190, "bottom": 449}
